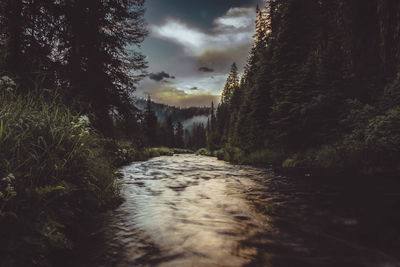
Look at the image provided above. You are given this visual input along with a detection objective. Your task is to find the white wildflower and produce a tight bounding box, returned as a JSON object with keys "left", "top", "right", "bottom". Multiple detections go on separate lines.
{"left": 78, "top": 115, "right": 90, "bottom": 126}
{"left": 2, "top": 173, "right": 15, "bottom": 184}
{"left": 0, "top": 76, "right": 16, "bottom": 92}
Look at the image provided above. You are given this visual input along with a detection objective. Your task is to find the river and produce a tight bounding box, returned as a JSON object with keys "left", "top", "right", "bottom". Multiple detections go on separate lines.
{"left": 76, "top": 154, "right": 400, "bottom": 267}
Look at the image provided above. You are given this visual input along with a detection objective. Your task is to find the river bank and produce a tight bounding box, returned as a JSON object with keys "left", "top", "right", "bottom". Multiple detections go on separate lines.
{"left": 196, "top": 146, "right": 400, "bottom": 179}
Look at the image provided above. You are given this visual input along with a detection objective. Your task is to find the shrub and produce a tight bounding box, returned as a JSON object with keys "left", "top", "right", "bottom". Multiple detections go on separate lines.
{"left": 365, "top": 107, "right": 400, "bottom": 153}
{"left": 148, "top": 147, "right": 173, "bottom": 157}
{"left": 195, "top": 148, "right": 212, "bottom": 156}
{"left": 147, "top": 147, "right": 193, "bottom": 158}
{"left": 112, "top": 140, "right": 150, "bottom": 166}
{"left": 244, "top": 149, "right": 284, "bottom": 166}
{"left": 363, "top": 107, "right": 400, "bottom": 174}
{"left": 0, "top": 86, "right": 120, "bottom": 266}
{"left": 172, "top": 148, "right": 193, "bottom": 154}
{"left": 282, "top": 158, "right": 298, "bottom": 168}
{"left": 213, "top": 149, "right": 225, "bottom": 160}
{"left": 313, "top": 145, "right": 342, "bottom": 169}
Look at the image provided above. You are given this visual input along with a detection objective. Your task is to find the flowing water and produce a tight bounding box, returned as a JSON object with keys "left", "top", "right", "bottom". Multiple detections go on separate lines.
{"left": 77, "top": 154, "right": 400, "bottom": 267}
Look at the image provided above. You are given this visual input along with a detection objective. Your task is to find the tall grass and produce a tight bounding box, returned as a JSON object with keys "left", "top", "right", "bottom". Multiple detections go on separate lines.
{"left": 0, "top": 81, "right": 121, "bottom": 266}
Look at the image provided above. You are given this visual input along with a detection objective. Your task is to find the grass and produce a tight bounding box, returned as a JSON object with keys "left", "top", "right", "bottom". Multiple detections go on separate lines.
{"left": 0, "top": 86, "right": 122, "bottom": 266}
{"left": 148, "top": 147, "right": 193, "bottom": 158}
{"left": 197, "top": 146, "right": 284, "bottom": 167}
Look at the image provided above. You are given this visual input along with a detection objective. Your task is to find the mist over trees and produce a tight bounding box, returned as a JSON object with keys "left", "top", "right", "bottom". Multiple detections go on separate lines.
{"left": 142, "top": 96, "right": 209, "bottom": 149}
{"left": 207, "top": 0, "right": 400, "bottom": 175}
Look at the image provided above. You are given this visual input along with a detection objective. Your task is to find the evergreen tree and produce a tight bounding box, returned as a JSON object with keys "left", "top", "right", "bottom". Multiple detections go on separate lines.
{"left": 0, "top": 0, "right": 148, "bottom": 136}
{"left": 210, "top": 0, "right": 400, "bottom": 174}
{"left": 59, "top": 0, "right": 147, "bottom": 134}
{"left": 191, "top": 122, "right": 206, "bottom": 149}
{"left": 0, "top": 0, "right": 59, "bottom": 91}
{"left": 221, "top": 63, "right": 239, "bottom": 104}
{"left": 268, "top": 0, "right": 320, "bottom": 150}
{"left": 165, "top": 116, "right": 175, "bottom": 147}
{"left": 143, "top": 95, "right": 158, "bottom": 146}
{"left": 174, "top": 121, "right": 184, "bottom": 148}
{"left": 232, "top": 3, "right": 271, "bottom": 150}
{"left": 210, "top": 101, "right": 216, "bottom": 131}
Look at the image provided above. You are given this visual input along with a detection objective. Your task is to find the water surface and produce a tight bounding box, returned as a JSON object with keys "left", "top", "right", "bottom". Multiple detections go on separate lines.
{"left": 78, "top": 154, "right": 400, "bottom": 267}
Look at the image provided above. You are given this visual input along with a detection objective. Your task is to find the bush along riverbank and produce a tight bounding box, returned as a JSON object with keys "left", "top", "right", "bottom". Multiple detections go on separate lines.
{"left": 113, "top": 145, "right": 194, "bottom": 167}
{"left": 196, "top": 139, "right": 400, "bottom": 178}
{"left": 0, "top": 84, "right": 148, "bottom": 266}
{"left": 148, "top": 147, "right": 193, "bottom": 157}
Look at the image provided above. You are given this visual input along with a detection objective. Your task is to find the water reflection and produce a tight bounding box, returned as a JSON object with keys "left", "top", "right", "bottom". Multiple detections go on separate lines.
{"left": 78, "top": 154, "right": 400, "bottom": 267}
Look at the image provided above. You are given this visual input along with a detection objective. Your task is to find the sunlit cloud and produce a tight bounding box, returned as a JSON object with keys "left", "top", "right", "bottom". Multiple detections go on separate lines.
{"left": 141, "top": 84, "right": 220, "bottom": 107}
{"left": 150, "top": 7, "right": 255, "bottom": 55}
{"left": 196, "top": 44, "right": 251, "bottom": 72}
{"left": 139, "top": 6, "right": 256, "bottom": 106}
{"left": 214, "top": 7, "right": 255, "bottom": 30}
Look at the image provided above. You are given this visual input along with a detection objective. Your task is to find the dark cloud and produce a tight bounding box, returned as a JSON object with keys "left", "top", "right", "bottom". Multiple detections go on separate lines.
{"left": 149, "top": 71, "right": 175, "bottom": 82}
{"left": 141, "top": 3, "right": 258, "bottom": 107}
{"left": 196, "top": 44, "right": 250, "bottom": 72}
{"left": 198, "top": 67, "right": 214, "bottom": 73}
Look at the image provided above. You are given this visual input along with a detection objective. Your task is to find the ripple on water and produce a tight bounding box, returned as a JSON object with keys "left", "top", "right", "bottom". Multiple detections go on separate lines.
{"left": 78, "top": 154, "right": 400, "bottom": 267}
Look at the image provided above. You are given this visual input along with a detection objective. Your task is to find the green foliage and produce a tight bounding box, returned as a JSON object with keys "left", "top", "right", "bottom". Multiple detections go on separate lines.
{"left": 196, "top": 148, "right": 213, "bottom": 156}
{"left": 244, "top": 149, "right": 284, "bottom": 166}
{"left": 0, "top": 87, "right": 121, "bottom": 266}
{"left": 171, "top": 148, "right": 193, "bottom": 154}
{"left": 196, "top": 146, "right": 283, "bottom": 167}
{"left": 147, "top": 147, "right": 193, "bottom": 158}
{"left": 282, "top": 158, "right": 298, "bottom": 168}
{"left": 313, "top": 146, "right": 342, "bottom": 169}
{"left": 112, "top": 140, "right": 150, "bottom": 166}
{"left": 148, "top": 147, "right": 174, "bottom": 157}
{"left": 365, "top": 107, "right": 400, "bottom": 153}
{"left": 206, "top": 1, "right": 400, "bottom": 176}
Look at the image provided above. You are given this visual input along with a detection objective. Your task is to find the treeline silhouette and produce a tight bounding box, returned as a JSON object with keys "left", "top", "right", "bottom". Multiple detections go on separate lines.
{"left": 207, "top": 0, "right": 400, "bottom": 176}
{"left": 142, "top": 96, "right": 208, "bottom": 150}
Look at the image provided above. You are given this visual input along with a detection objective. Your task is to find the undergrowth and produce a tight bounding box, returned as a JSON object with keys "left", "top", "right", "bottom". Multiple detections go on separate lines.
{"left": 0, "top": 80, "right": 122, "bottom": 266}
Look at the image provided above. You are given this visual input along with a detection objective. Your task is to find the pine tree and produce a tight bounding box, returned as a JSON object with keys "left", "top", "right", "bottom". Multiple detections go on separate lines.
{"left": 143, "top": 95, "right": 158, "bottom": 146}
{"left": 232, "top": 2, "right": 271, "bottom": 150}
{"left": 165, "top": 116, "right": 175, "bottom": 147}
{"left": 59, "top": 0, "right": 147, "bottom": 134}
{"left": 174, "top": 122, "right": 184, "bottom": 148}
{"left": 221, "top": 63, "right": 239, "bottom": 105}
{"left": 268, "top": 0, "right": 320, "bottom": 150}
{"left": 0, "top": 0, "right": 59, "bottom": 91}
{"left": 1, "top": 0, "right": 23, "bottom": 81}
{"left": 210, "top": 101, "right": 216, "bottom": 131}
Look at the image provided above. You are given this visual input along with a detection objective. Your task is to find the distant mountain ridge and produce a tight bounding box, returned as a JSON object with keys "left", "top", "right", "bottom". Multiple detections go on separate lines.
{"left": 134, "top": 98, "right": 211, "bottom": 129}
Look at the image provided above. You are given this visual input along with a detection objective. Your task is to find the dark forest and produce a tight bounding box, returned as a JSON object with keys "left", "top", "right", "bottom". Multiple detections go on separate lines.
{"left": 1, "top": 0, "right": 400, "bottom": 266}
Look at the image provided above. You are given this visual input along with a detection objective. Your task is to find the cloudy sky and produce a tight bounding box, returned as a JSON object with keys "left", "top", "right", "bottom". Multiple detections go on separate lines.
{"left": 136, "top": 0, "right": 261, "bottom": 107}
